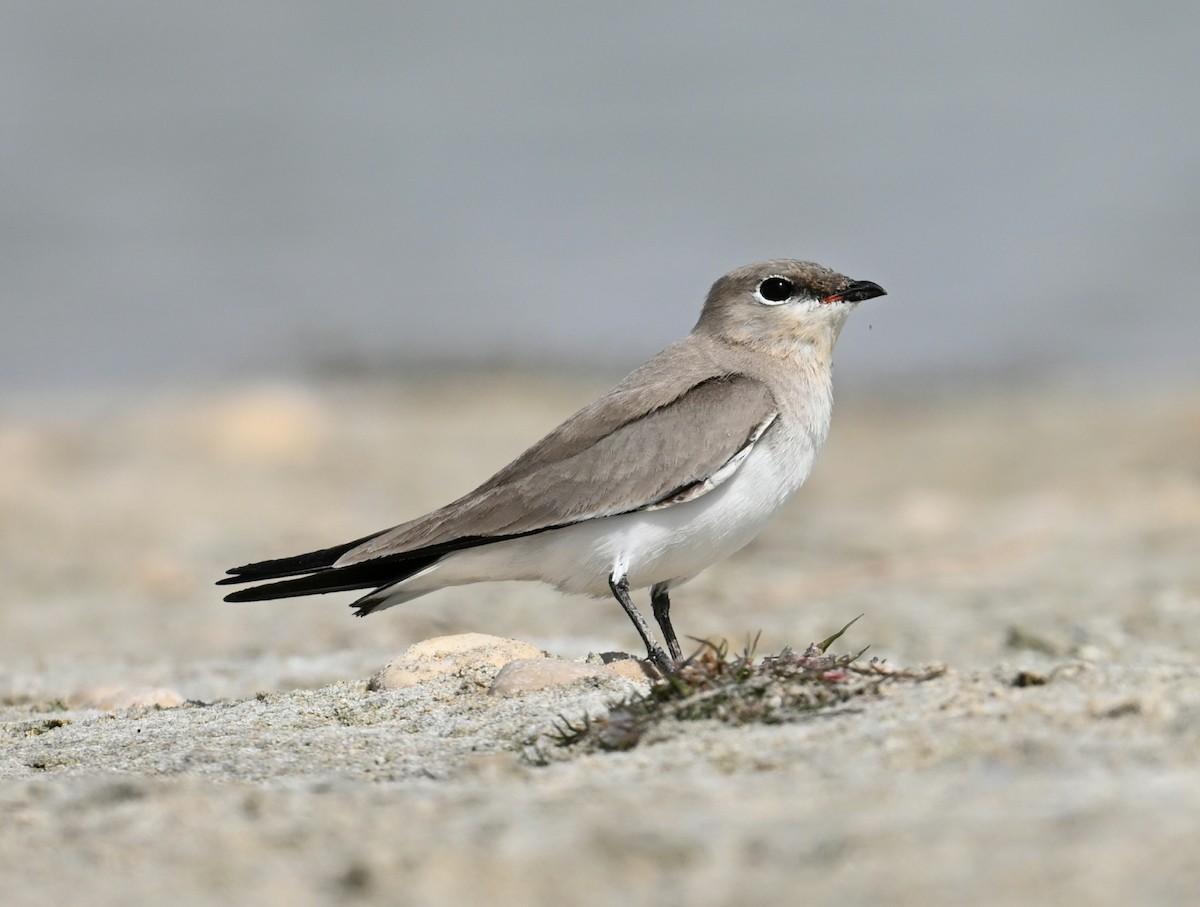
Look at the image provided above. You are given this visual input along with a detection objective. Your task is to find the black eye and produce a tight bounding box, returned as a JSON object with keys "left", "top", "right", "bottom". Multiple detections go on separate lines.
{"left": 757, "top": 276, "right": 795, "bottom": 303}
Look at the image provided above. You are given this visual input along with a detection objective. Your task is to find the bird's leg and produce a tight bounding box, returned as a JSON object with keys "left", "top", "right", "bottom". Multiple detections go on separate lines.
{"left": 650, "top": 582, "right": 683, "bottom": 662}
{"left": 608, "top": 574, "right": 673, "bottom": 672}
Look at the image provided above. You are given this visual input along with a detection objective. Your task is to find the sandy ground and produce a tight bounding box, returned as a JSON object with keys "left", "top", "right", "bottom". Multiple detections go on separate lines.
{"left": 1, "top": 373, "right": 1198, "bottom": 906}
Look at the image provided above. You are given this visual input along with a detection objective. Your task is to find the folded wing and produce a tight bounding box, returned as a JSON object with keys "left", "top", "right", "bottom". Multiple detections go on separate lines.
{"left": 220, "top": 372, "right": 778, "bottom": 602}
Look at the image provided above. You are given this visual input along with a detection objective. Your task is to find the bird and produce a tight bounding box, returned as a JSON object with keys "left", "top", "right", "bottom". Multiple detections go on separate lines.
{"left": 219, "top": 260, "right": 886, "bottom": 671}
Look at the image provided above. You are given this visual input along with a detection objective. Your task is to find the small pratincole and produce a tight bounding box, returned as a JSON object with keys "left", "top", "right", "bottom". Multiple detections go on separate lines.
{"left": 219, "top": 260, "right": 886, "bottom": 670}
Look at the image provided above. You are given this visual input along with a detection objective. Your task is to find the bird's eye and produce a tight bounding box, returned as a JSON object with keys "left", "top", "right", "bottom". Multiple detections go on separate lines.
{"left": 757, "top": 276, "right": 795, "bottom": 304}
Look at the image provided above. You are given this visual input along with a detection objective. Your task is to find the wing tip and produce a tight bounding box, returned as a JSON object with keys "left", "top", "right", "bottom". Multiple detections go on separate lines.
{"left": 221, "top": 585, "right": 265, "bottom": 603}
{"left": 218, "top": 529, "right": 391, "bottom": 585}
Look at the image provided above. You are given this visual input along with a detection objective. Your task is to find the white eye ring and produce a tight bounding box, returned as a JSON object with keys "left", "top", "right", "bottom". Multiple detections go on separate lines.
{"left": 755, "top": 275, "right": 795, "bottom": 305}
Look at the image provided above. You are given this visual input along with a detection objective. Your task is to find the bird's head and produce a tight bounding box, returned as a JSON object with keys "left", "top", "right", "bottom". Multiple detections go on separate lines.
{"left": 696, "top": 260, "right": 886, "bottom": 357}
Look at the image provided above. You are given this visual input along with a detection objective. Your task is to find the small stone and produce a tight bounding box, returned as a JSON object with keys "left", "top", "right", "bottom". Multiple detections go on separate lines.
{"left": 67, "top": 687, "right": 184, "bottom": 711}
{"left": 488, "top": 659, "right": 612, "bottom": 695}
{"left": 368, "top": 633, "right": 548, "bottom": 690}
{"left": 600, "top": 656, "right": 657, "bottom": 683}
{"left": 1011, "top": 669, "right": 1049, "bottom": 688}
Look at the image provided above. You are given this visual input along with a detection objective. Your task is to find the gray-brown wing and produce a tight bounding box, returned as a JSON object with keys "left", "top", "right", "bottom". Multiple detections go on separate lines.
{"left": 339, "top": 374, "right": 778, "bottom": 564}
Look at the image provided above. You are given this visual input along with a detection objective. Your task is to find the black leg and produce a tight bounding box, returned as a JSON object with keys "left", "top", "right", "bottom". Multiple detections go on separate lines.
{"left": 608, "top": 574, "right": 672, "bottom": 672}
{"left": 650, "top": 582, "right": 682, "bottom": 661}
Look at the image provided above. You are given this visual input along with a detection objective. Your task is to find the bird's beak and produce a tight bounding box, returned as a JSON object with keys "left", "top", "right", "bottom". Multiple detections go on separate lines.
{"left": 822, "top": 280, "right": 887, "bottom": 304}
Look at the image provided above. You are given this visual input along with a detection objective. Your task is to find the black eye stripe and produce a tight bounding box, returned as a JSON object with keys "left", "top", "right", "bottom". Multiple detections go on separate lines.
{"left": 757, "top": 276, "right": 795, "bottom": 303}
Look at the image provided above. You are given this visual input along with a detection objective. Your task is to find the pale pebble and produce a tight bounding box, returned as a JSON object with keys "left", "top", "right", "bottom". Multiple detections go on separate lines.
{"left": 488, "top": 659, "right": 614, "bottom": 696}
{"left": 368, "top": 633, "right": 548, "bottom": 690}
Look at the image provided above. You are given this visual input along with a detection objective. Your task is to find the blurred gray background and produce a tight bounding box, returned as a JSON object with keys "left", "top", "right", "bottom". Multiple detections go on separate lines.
{"left": 3, "top": 1, "right": 1198, "bottom": 391}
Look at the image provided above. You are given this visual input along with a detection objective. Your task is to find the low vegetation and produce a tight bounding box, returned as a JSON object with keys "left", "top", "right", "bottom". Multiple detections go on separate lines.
{"left": 533, "top": 617, "right": 945, "bottom": 759}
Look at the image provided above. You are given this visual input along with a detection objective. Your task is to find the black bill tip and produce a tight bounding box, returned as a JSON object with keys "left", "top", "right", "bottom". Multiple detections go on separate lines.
{"left": 824, "top": 279, "right": 886, "bottom": 304}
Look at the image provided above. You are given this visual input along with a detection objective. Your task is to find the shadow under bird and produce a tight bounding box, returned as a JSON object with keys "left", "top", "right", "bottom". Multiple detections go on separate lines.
{"left": 219, "top": 260, "right": 886, "bottom": 670}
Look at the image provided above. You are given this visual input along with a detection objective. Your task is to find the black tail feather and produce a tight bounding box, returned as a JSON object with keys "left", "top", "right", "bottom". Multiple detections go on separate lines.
{"left": 220, "top": 526, "right": 556, "bottom": 607}
{"left": 221, "top": 551, "right": 442, "bottom": 603}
